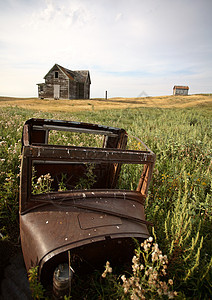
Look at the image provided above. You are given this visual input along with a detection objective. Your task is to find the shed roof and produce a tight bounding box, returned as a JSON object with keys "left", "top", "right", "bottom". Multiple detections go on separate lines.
{"left": 173, "top": 85, "right": 189, "bottom": 90}
{"left": 58, "top": 65, "right": 75, "bottom": 80}
{"left": 44, "top": 64, "right": 90, "bottom": 83}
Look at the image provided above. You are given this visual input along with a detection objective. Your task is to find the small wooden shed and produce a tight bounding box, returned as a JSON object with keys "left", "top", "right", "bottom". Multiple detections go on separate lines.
{"left": 37, "top": 64, "right": 91, "bottom": 99}
{"left": 173, "top": 85, "right": 189, "bottom": 95}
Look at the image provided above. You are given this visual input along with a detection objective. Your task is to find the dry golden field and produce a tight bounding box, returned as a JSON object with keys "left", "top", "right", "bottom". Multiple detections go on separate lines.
{"left": 0, "top": 94, "right": 211, "bottom": 112}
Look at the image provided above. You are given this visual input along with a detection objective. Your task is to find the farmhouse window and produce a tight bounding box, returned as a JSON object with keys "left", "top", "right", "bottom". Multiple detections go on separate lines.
{"left": 55, "top": 71, "right": 59, "bottom": 79}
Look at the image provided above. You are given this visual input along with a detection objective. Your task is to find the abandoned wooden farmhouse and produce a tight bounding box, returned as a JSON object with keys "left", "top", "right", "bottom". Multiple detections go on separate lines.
{"left": 173, "top": 85, "right": 189, "bottom": 95}
{"left": 37, "top": 64, "right": 91, "bottom": 99}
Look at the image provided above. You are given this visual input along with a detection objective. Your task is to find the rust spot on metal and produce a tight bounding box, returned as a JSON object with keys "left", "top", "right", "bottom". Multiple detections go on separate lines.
{"left": 19, "top": 118, "right": 155, "bottom": 291}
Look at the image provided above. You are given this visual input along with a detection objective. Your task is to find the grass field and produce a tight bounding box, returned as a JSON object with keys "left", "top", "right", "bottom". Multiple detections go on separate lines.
{"left": 0, "top": 94, "right": 211, "bottom": 299}
{"left": 0, "top": 94, "right": 211, "bottom": 112}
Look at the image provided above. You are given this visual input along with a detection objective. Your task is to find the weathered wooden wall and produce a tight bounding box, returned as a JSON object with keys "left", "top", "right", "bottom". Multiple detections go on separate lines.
{"left": 38, "top": 65, "right": 90, "bottom": 99}
{"left": 44, "top": 66, "right": 69, "bottom": 99}
{"left": 84, "top": 77, "right": 90, "bottom": 99}
{"left": 173, "top": 88, "right": 189, "bottom": 95}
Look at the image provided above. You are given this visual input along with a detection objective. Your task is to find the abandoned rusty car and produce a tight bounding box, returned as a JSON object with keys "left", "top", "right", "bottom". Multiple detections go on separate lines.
{"left": 19, "top": 118, "right": 155, "bottom": 296}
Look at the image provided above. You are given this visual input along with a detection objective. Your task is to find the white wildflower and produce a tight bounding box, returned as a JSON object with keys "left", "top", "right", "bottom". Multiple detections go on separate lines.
{"left": 147, "top": 236, "right": 153, "bottom": 242}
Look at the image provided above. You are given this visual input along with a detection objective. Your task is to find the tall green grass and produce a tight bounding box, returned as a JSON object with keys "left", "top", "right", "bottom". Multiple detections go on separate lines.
{"left": 0, "top": 105, "right": 211, "bottom": 299}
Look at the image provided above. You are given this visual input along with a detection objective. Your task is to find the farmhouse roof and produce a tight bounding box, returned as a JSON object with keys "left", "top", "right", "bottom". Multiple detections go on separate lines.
{"left": 44, "top": 64, "right": 90, "bottom": 83}
{"left": 173, "top": 85, "right": 189, "bottom": 90}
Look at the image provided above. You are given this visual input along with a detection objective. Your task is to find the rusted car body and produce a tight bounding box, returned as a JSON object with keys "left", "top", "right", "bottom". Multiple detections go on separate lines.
{"left": 19, "top": 118, "right": 155, "bottom": 288}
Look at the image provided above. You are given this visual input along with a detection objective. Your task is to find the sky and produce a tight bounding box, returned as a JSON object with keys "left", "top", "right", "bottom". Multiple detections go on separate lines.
{"left": 0, "top": 0, "right": 211, "bottom": 98}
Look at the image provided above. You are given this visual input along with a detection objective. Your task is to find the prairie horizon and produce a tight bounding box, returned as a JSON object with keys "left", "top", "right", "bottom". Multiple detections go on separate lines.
{"left": 0, "top": 94, "right": 211, "bottom": 113}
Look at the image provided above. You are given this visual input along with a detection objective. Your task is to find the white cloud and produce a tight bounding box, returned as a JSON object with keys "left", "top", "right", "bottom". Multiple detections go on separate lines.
{"left": 0, "top": 0, "right": 212, "bottom": 97}
{"left": 115, "top": 12, "right": 123, "bottom": 22}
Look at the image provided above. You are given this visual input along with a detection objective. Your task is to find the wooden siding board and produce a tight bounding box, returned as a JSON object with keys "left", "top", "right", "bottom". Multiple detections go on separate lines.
{"left": 38, "top": 64, "right": 91, "bottom": 100}
{"left": 173, "top": 85, "right": 189, "bottom": 96}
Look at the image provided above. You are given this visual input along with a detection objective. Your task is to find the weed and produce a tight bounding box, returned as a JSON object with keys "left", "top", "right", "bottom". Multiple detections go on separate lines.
{"left": 28, "top": 266, "right": 45, "bottom": 299}
{"left": 32, "top": 169, "right": 54, "bottom": 195}
{"left": 74, "top": 163, "right": 97, "bottom": 190}
{"left": 101, "top": 237, "right": 177, "bottom": 299}
{"left": 0, "top": 104, "right": 211, "bottom": 299}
